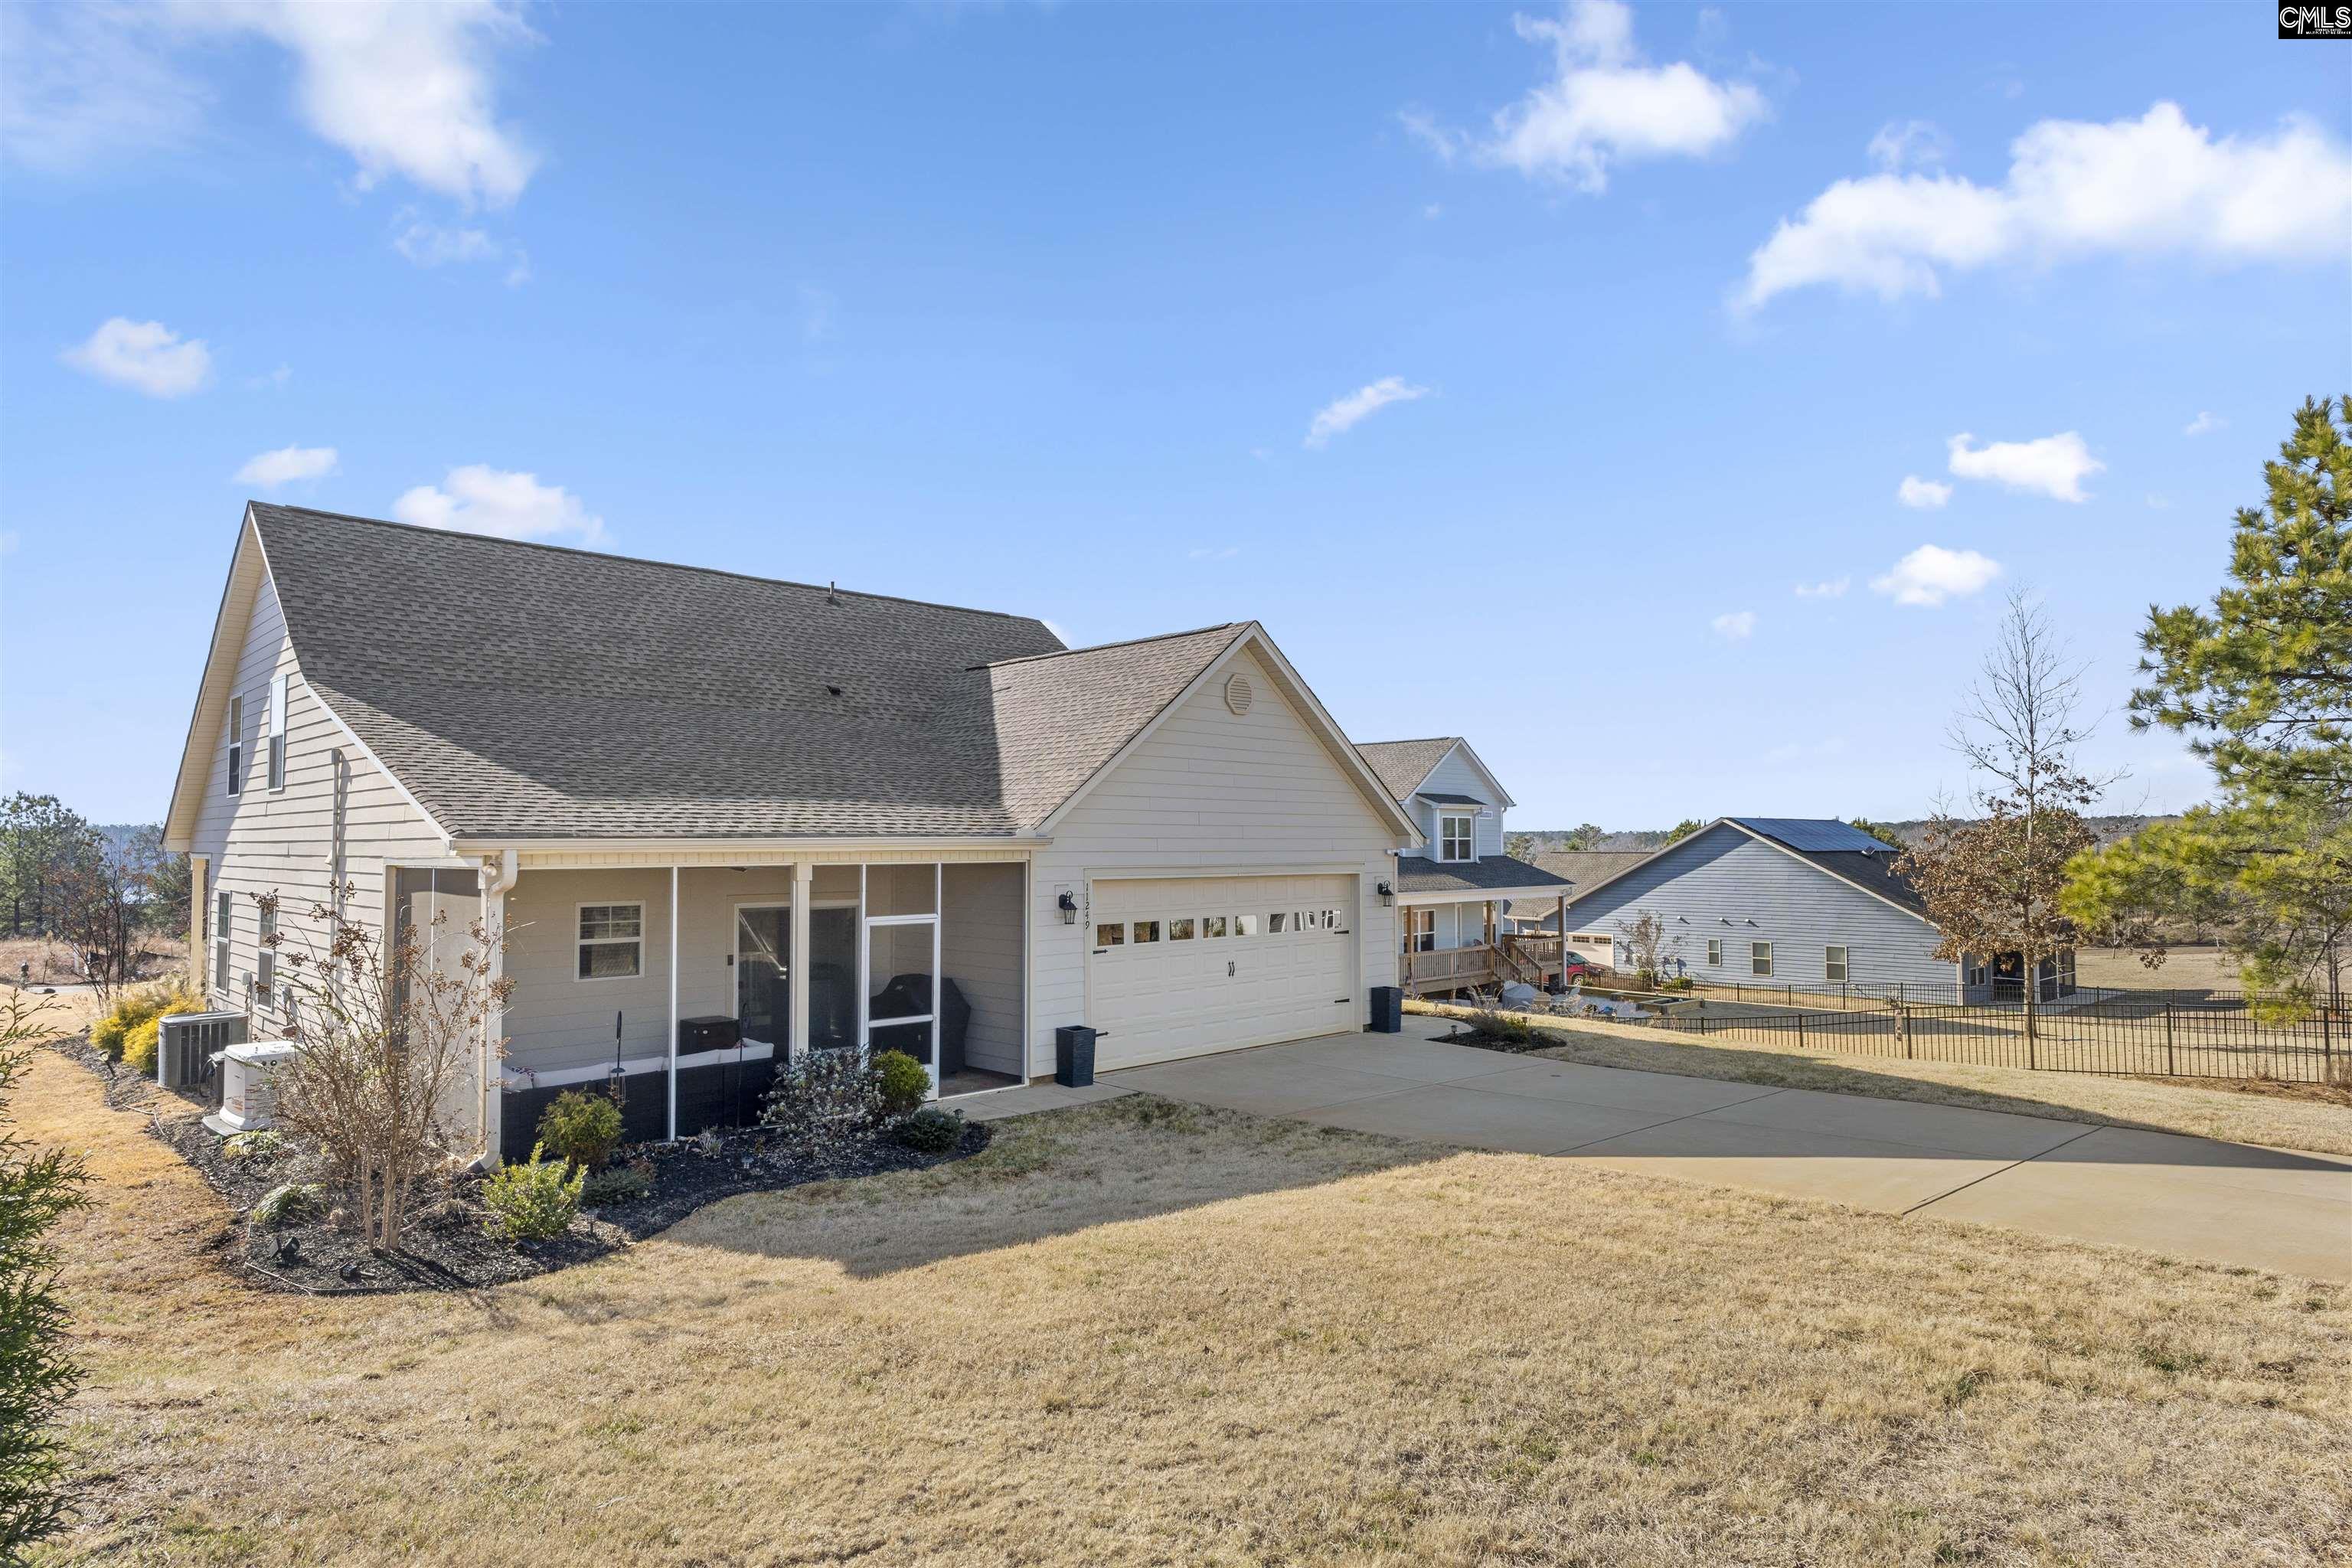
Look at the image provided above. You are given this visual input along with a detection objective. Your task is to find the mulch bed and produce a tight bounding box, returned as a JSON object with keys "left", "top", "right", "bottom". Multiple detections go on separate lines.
{"left": 47, "top": 1032, "right": 992, "bottom": 1296}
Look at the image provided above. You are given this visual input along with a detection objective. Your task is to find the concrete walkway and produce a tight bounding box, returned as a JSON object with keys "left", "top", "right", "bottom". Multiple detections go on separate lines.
{"left": 1103, "top": 1028, "right": 2352, "bottom": 1281}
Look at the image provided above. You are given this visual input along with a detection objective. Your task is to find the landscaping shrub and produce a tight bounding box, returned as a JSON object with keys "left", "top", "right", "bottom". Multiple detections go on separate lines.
{"left": 762, "top": 1048, "right": 884, "bottom": 1159}
{"left": 537, "top": 1089, "right": 624, "bottom": 1171}
{"left": 251, "top": 1181, "right": 322, "bottom": 1230}
{"left": 580, "top": 1161, "right": 655, "bottom": 1207}
{"left": 222, "top": 1130, "right": 289, "bottom": 1165}
{"left": 91, "top": 985, "right": 204, "bottom": 1070}
{"left": 891, "top": 1106, "right": 963, "bottom": 1152}
{"left": 872, "top": 1050, "right": 929, "bottom": 1118}
{"left": 1455, "top": 1008, "right": 1542, "bottom": 1051}
{"left": 481, "top": 1144, "right": 583, "bottom": 1242}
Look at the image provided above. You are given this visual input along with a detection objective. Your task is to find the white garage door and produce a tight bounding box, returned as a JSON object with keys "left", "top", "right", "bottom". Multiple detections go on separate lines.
{"left": 1088, "top": 874, "right": 1359, "bottom": 1070}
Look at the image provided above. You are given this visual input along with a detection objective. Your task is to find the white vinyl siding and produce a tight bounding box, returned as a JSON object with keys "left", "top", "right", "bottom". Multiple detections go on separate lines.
{"left": 1028, "top": 645, "right": 1400, "bottom": 1076}
{"left": 185, "top": 569, "right": 449, "bottom": 1018}
{"left": 1414, "top": 745, "right": 1509, "bottom": 858}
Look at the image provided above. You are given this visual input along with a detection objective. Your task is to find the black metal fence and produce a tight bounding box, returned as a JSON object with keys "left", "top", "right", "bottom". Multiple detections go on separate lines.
{"left": 1648, "top": 991, "right": 2350, "bottom": 1085}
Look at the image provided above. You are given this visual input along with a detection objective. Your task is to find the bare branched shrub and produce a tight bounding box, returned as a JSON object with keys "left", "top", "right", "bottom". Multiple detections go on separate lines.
{"left": 264, "top": 884, "right": 511, "bottom": 1250}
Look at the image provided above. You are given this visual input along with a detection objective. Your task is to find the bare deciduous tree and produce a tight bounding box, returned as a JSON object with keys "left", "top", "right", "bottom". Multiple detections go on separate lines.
{"left": 1616, "top": 910, "right": 1672, "bottom": 987}
{"left": 266, "top": 885, "right": 511, "bottom": 1250}
{"left": 1899, "top": 591, "right": 2115, "bottom": 1039}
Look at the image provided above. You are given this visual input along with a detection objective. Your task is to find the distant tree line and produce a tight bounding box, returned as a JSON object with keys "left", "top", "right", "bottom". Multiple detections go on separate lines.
{"left": 0, "top": 795, "right": 188, "bottom": 998}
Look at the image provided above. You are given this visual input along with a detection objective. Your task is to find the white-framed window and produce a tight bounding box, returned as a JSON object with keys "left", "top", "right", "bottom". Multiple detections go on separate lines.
{"left": 266, "top": 673, "right": 289, "bottom": 791}
{"left": 577, "top": 903, "right": 644, "bottom": 979}
{"left": 214, "top": 890, "right": 231, "bottom": 992}
{"left": 256, "top": 904, "right": 277, "bottom": 1008}
{"left": 1706, "top": 938, "right": 1721, "bottom": 966}
{"left": 1404, "top": 909, "right": 1436, "bottom": 953}
{"left": 1202, "top": 915, "right": 1228, "bottom": 939}
{"left": 1824, "top": 946, "right": 1849, "bottom": 983}
{"left": 226, "top": 694, "right": 244, "bottom": 797}
{"left": 1168, "top": 918, "right": 1196, "bottom": 941}
{"left": 1439, "top": 814, "right": 1474, "bottom": 863}
{"left": 1132, "top": 920, "right": 1161, "bottom": 943}
{"left": 1269, "top": 912, "right": 1289, "bottom": 934}
{"left": 1750, "top": 941, "right": 1772, "bottom": 977}
{"left": 1095, "top": 921, "right": 1124, "bottom": 947}
{"left": 1233, "top": 913, "right": 1260, "bottom": 936}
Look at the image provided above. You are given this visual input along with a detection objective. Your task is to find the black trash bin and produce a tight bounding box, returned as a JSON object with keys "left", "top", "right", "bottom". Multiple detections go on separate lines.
{"left": 1055, "top": 1024, "right": 1098, "bottom": 1087}
{"left": 1368, "top": 985, "right": 1403, "bottom": 1034}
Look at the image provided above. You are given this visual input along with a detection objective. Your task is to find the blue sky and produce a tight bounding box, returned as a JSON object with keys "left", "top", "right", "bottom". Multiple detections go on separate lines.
{"left": 4, "top": 2, "right": 2346, "bottom": 829}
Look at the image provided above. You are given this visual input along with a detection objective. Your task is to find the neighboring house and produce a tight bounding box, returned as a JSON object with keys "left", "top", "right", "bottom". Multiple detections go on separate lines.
{"left": 1523, "top": 817, "right": 2076, "bottom": 1003}
{"left": 1505, "top": 851, "right": 1654, "bottom": 967}
{"left": 162, "top": 504, "right": 1421, "bottom": 1161}
{"left": 1353, "top": 737, "right": 1570, "bottom": 997}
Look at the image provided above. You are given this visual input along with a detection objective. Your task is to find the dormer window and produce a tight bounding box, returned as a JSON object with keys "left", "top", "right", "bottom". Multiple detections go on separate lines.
{"left": 1439, "top": 813, "right": 1474, "bottom": 863}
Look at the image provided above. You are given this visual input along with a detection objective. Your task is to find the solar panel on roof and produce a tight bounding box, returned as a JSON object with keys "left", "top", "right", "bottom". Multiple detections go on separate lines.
{"left": 1733, "top": 818, "right": 1894, "bottom": 853}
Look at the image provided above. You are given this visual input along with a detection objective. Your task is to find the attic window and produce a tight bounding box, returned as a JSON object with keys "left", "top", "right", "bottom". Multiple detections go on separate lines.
{"left": 1224, "top": 672, "right": 1253, "bottom": 715}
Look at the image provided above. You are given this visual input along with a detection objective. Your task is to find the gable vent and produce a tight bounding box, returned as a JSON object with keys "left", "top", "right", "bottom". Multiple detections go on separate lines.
{"left": 1223, "top": 672, "right": 1254, "bottom": 715}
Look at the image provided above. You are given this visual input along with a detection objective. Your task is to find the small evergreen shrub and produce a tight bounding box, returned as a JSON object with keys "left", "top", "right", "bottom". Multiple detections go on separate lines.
{"left": 580, "top": 1161, "right": 655, "bottom": 1207}
{"left": 482, "top": 1144, "right": 583, "bottom": 1242}
{"left": 1457, "top": 1008, "right": 1540, "bottom": 1050}
{"left": 762, "top": 1048, "right": 884, "bottom": 1159}
{"left": 891, "top": 1106, "right": 963, "bottom": 1153}
{"left": 223, "top": 1130, "right": 289, "bottom": 1164}
{"left": 872, "top": 1050, "right": 929, "bottom": 1118}
{"left": 537, "top": 1089, "right": 624, "bottom": 1171}
{"left": 251, "top": 1181, "right": 322, "bottom": 1229}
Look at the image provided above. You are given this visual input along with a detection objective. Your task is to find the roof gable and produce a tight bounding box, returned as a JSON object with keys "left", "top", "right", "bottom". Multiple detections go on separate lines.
{"left": 1565, "top": 818, "right": 1931, "bottom": 925}
{"left": 1355, "top": 737, "right": 1459, "bottom": 801}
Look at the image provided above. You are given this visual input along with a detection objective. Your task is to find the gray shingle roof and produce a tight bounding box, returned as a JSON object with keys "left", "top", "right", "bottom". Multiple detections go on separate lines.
{"left": 1531, "top": 850, "right": 1654, "bottom": 890}
{"left": 1393, "top": 854, "right": 1570, "bottom": 895}
{"left": 250, "top": 504, "right": 1243, "bottom": 840}
{"left": 1415, "top": 792, "right": 1484, "bottom": 807}
{"left": 1356, "top": 737, "right": 1458, "bottom": 801}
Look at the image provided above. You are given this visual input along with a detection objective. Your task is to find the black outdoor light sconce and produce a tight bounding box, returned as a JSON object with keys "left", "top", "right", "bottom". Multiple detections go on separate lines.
{"left": 1057, "top": 891, "right": 1079, "bottom": 925}
{"left": 1375, "top": 880, "right": 1394, "bottom": 907}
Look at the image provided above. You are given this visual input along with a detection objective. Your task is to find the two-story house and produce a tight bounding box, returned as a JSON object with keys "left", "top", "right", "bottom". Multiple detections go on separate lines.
{"left": 1354, "top": 737, "right": 1570, "bottom": 998}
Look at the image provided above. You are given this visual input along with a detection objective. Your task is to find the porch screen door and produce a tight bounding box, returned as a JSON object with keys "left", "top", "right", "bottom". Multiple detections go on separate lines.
{"left": 861, "top": 864, "right": 942, "bottom": 1093}
{"left": 735, "top": 906, "right": 790, "bottom": 1047}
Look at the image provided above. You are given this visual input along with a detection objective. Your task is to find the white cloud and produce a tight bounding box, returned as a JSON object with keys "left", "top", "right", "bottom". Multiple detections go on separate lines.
{"left": 1896, "top": 475, "right": 1953, "bottom": 509}
{"left": 0, "top": 2, "right": 211, "bottom": 173}
{"left": 1410, "top": 0, "right": 1766, "bottom": 194}
{"left": 60, "top": 316, "right": 212, "bottom": 397}
{"left": 234, "top": 445, "right": 338, "bottom": 488}
{"left": 2182, "top": 410, "right": 2225, "bottom": 436}
{"left": 1870, "top": 544, "right": 2001, "bottom": 607}
{"left": 392, "top": 466, "right": 606, "bottom": 545}
{"left": 393, "top": 215, "right": 498, "bottom": 266}
{"left": 187, "top": 2, "right": 538, "bottom": 207}
{"left": 1739, "top": 103, "right": 2352, "bottom": 309}
{"left": 1946, "top": 430, "right": 2102, "bottom": 502}
{"left": 1305, "top": 376, "right": 1429, "bottom": 449}
{"left": 1711, "top": 609, "right": 1756, "bottom": 640}
{"left": 6, "top": 3, "right": 537, "bottom": 206}
{"left": 1793, "top": 577, "right": 1849, "bottom": 599}
{"left": 1867, "top": 119, "right": 1950, "bottom": 173}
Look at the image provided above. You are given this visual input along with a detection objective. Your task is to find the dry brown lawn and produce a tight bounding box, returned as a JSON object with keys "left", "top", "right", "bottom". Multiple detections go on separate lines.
{"left": 21, "top": 1043, "right": 2352, "bottom": 1567}
{"left": 1410, "top": 1002, "right": 2352, "bottom": 1158}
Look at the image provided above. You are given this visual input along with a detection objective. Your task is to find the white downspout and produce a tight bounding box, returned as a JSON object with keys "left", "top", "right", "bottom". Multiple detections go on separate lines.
{"left": 476, "top": 848, "right": 519, "bottom": 1167}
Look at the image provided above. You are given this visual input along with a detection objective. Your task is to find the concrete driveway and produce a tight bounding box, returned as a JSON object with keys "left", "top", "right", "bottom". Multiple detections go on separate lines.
{"left": 1103, "top": 1029, "right": 2352, "bottom": 1281}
